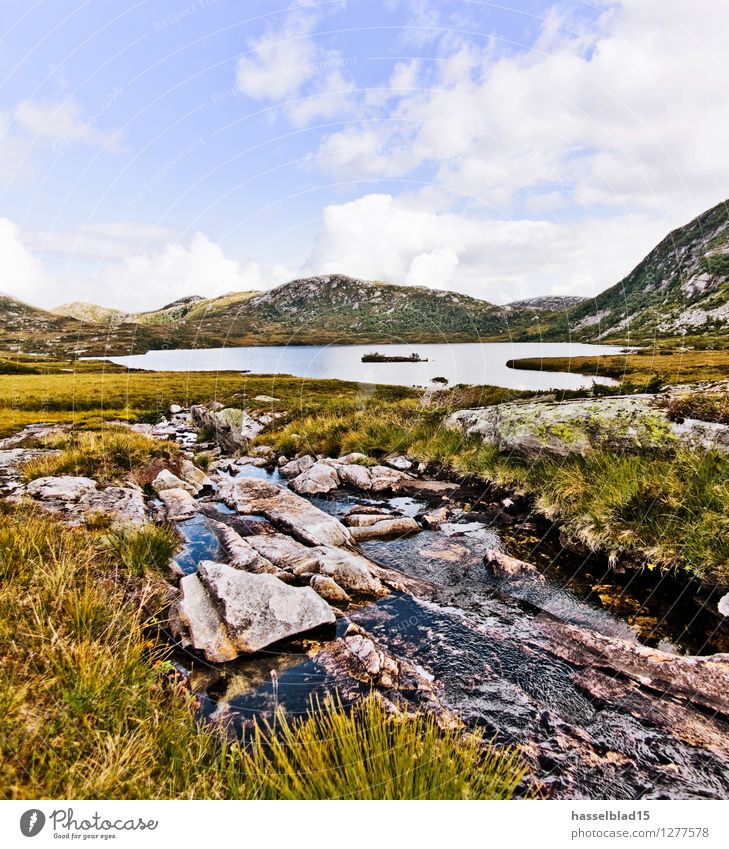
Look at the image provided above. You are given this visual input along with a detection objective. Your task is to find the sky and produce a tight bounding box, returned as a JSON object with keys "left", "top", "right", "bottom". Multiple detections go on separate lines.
{"left": 1, "top": 0, "right": 728, "bottom": 312}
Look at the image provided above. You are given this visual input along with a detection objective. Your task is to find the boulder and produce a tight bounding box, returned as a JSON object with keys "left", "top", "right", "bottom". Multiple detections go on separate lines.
{"left": 343, "top": 512, "right": 394, "bottom": 527}
{"left": 245, "top": 532, "right": 321, "bottom": 571}
{"left": 169, "top": 403, "right": 183, "bottom": 415}
{"left": 78, "top": 485, "right": 147, "bottom": 526}
{"left": 393, "top": 478, "right": 459, "bottom": 499}
{"left": 337, "top": 463, "right": 373, "bottom": 490}
{"left": 369, "top": 465, "right": 408, "bottom": 493}
{"left": 159, "top": 487, "right": 198, "bottom": 521}
{"left": 445, "top": 395, "right": 729, "bottom": 459}
{"left": 218, "top": 477, "right": 353, "bottom": 548}
{"left": 279, "top": 455, "right": 315, "bottom": 478}
{"left": 348, "top": 516, "right": 421, "bottom": 541}
{"left": 289, "top": 460, "right": 340, "bottom": 495}
{"left": 310, "top": 574, "right": 350, "bottom": 603}
{"left": 178, "top": 459, "right": 213, "bottom": 493}
{"left": 419, "top": 506, "right": 449, "bottom": 529}
{"left": 26, "top": 475, "right": 98, "bottom": 501}
{"left": 719, "top": 593, "right": 729, "bottom": 617}
{"left": 191, "top": 405, "right": 265, "bottom": 453}
{"left": 177, "top": 573, "right": 239, "bottom": 663}
{"left": 484, "top": 549, "right": 545, "bottom": 582}
{"left": 198, "top": 560, "right": 336, "bottom": 653}
{"left": 337, "top": 452, "right": 370, "bottom": 465}
{"left": 386, "top": 455, "right": 413, "bottom": 471}
{"left": 311, "top": 545, "right": 387, "bottom": 597}
{"left": 152, "top": 469, "right": 196, "bottom": 496}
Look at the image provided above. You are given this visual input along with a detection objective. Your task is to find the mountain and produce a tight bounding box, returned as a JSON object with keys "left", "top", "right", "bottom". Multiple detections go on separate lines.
{"left": 568, "top": 200, "right": 729, "bottom": 341}
{"left": 52, "top": 302, "right": 124, "bottom": 324}
{"left": 507, "top": 296, "right": 586, "bottom": 311}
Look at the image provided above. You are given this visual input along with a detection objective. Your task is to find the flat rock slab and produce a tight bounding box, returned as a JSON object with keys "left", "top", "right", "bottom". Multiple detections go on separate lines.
{"left": 198, "top": 560, "right": 336, "bottom": 654}
{"left": 178, "top": 573, "right": 239, "bottom": 663}
{"left": 219, "top": 477, "right": 353, "bottom": 548}
{"left": 26, "top": 475, "right": 98, "bottom": 501}
{"left": 159, "top": 487, "right": 198, "bottom": 521}
{"left": 348, "top": 516, "right": 421, "bottom": 541}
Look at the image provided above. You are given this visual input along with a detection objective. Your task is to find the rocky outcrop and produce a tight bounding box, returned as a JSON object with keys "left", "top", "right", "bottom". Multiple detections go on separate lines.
{"left": 447, "top": 395, "right": 729, "bottom": 458}
{"left": 288, "top": 460, "right": 340, "bottom": 494}
{"left": 310, "top": 574, "right": 350, "bottom": 603}
{"left": 178, "top": 459, "right": 213, "bottom": 493}
{"left": 177, "top": 572, "right": 239, "bottom": 663}
{"left": 210, "top": 521, "right": 278, "bottom": 574}
{"left": 200, "top": 560, "right": 335, "bottom": 655}
{"left": 27, "top": 475, "right": 98, "bottom": 501}
{"left": 218, "top": 477, "right": 353, "bottom": 547}
{"left": 25, "top": 475, "right": 147, "bottom": 526}
{"left": 191, "top": 405, "right": 266, "bottom": 453}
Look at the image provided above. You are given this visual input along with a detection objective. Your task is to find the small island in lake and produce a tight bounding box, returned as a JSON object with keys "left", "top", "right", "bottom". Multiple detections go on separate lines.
{"left": 361, "top": 351, "right": 428, "bottom": 363}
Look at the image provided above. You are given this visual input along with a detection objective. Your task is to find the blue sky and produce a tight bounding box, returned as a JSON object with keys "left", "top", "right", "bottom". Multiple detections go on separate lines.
{"left": 1, "top": 0, "right": 727, "bottom": 310}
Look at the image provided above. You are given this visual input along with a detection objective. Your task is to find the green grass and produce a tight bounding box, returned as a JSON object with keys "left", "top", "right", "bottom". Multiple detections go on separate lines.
{"left": 0, "top": 507, "right": 527, "bottom": 799}
{"left": 239, "top": 695, "right": 527, "bottom": 800}
{"left": 22, "top": 428, "right": 180, "bottom": 485}
{"left": 104, "top": 524, "right": 181, "bottom": 578}
{"left": 263, "top": 407, "right": 729, "bottom": 584}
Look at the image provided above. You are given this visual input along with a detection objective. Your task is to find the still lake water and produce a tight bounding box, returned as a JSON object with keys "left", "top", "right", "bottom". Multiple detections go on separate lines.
{"left": 105, "top": 342, "right": 622, "bottom": 390}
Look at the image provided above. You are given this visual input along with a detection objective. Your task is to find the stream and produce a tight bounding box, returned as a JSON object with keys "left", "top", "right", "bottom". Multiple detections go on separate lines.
{"left": 172, "top": 464, "right": 729, "bottom": 800}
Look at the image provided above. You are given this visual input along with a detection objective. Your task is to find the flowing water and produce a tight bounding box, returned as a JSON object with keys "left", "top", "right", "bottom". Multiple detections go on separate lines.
{"left": 102, "top": 341, "right": 621, "bottom": 390}
{"left": 174, "top": 467, "right": 729, "bottom": 799}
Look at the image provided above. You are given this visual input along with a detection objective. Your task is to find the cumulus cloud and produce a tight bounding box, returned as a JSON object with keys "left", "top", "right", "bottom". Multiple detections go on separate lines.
{"left": 0, "top": 217, "right": 49, "bottom": 303}
{"left": 3, "top": 222, "right": 296, "bottom": 312}
{"left": 309, "top": 193, "right": 668, "bottom": 302}
{"left": 235, "top": 2, "right": 355, "bottom": 126}
{"left": 311, "top": 0, "right": 729, "bottom": 219}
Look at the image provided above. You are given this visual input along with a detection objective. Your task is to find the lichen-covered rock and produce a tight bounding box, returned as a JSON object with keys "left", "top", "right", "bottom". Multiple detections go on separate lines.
{"left": 245, "top": 532, "right": 321, "bottom": 571}
{"left": 198, "top": 560, "right": 336, "bottom": 653}
{"left": 311, "top": 545, "right": 387, "bottom": 597}
{"left": 191, "top": 405, "right": 265, "bottom": 452}
{"left": 386, "top": 455, "right": 413, "bottom": 471}
{"left": 337, "top": 463, "right": 373, "bottom": 490}
{"left": 369, "top": 465, "right": 409, "bottom": 492}
{"left": 446, "top": 395, "right": 700, "bottom": 458}
{"left": 210, "top": 520, "right": 278, "bottom": 573}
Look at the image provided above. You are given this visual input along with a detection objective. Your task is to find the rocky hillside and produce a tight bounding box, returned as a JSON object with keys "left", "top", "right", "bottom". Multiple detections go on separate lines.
{"left": 568, "top": 200, "right": 729, "bottom": 341}
{"left": 9, "top": 275, "right": 558, "bottom": 355}
{"left": 52, "top": 302, "right": 124, "bottom": 324}
{"left": 507, "top": 296, "right": 585, "bottom": 311}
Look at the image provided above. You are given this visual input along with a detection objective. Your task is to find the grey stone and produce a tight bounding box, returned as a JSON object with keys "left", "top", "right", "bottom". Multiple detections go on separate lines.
{"left": 26, "top": 475, "right": 98, "bottom": 501}
{"left": 219, "top": 477, "right": 353, "bottom": 547}
{"left": 152, "top": 469, "right": 196, "bottom": 496}
{"left": 310, "top": 574, "right": 351, "bottom": 603}
{"left": 348, "top": 516, "right": 421, "bottom": 541}
{"left": 198, "top": 560, "right": 336, "bottom": 653}
{"left": 177, "top": 573, "right": 239, "bottom": 663}
{"left": 289, "top": 460, "right": 340, "bottom": 495}
{"left": 279, "top": 455, "right": 315, "bottom": 478}
{"left": 159, "top": 487, "right": 198, "bottom": 521}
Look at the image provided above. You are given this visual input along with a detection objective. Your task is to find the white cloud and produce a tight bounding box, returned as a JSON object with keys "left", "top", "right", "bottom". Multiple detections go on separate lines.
{"left": 309, "top": 193, "right": 668, "bottom": 303}
{"left": 310, "top": 0, "right": 729, "bottom": 219}
{"left": 2, "top": 221, "right": 296, "bottom": 313}
{"left": 235, "top": 3, "right": 355, "bottom": 126}
{"left": 0, "top": 96, "right": 123, "bottom": 181}
{"left": 0, "top": 217, "right": 51, "bottom": 303}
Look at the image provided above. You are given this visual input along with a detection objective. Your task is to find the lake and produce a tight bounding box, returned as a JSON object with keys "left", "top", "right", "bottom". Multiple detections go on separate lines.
{"left": 104, "top": 342, "right": 622, "bottom": 391}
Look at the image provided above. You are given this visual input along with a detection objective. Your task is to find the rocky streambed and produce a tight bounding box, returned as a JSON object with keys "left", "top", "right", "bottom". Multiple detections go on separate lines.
{"left": 4, "top": 404, "right": 729, "bottom": 800}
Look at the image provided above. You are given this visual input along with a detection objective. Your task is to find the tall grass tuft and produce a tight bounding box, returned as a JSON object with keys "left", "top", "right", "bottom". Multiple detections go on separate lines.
{"left": 236, "top": 695, "right": 528, "bottom": 800}
{"left": 104, "top": 524, "right": 180, "bottom": 577}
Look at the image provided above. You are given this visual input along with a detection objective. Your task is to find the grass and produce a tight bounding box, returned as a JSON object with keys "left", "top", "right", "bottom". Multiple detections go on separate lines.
{"left": 507, "top": 346, "right": 729, "bottom": 387}
{"left": 103, "top": 524, "right": 181, "bottom": 577}
{"left": 238, "top": 695, "right": 527, "bottom": 800}
{"left": 262, "top": 406, "right": 729, "bottom": 585}
{"left": 0, "top": 357, "right": 417, "bottom": 437}
{"left": 0, "top": 506, "right": 527, "bottom": 799}
{"left": 22, "top": 428, "right": 180, "bottom": 485}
